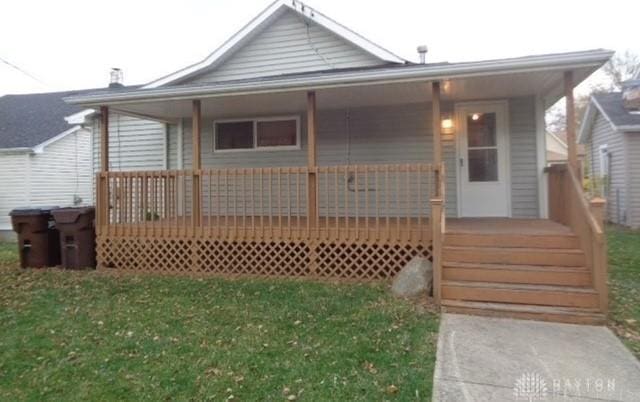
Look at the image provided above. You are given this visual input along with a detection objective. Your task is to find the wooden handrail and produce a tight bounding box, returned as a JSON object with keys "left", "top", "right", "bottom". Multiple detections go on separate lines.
{"left": 97, "top": 163, "right": 436, "bottom": 244}
{"left": 547, "top": 163, "right": 608, "bottom": 313}
{"left": 566, "top": 166, "right": 604, "bottom": 242}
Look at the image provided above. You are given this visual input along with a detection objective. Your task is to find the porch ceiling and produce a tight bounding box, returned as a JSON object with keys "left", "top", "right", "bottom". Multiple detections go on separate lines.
{"left": 105, "top": 66, "right": 595, "bottom": 122}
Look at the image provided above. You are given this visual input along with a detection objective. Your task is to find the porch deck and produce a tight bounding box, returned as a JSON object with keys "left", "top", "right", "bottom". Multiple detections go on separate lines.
{"left": 447, "top": 218, "right": 572, "bottom": 235}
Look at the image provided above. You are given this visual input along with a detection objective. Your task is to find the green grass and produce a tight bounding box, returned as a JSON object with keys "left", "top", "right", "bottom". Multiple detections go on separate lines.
{"left": 0, "top": 244, "right": 438, "bottom": 401}
{"left": 607, "top": 226, "right": 640, "bottom": 358}
{"left": 0, "top": 242, "right": 17, "bottom": 266}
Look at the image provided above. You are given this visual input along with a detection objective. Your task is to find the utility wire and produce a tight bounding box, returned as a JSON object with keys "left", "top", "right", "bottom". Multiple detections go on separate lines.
{"left": 0, "top": 56, "right": 48, "bottom": 86}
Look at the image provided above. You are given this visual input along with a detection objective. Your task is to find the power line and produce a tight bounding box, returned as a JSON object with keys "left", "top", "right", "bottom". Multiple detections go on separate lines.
{"left": 0, "top": 56, "right": 48, "bottom": 86}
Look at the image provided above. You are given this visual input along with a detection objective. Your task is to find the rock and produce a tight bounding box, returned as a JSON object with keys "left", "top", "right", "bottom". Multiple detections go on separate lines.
{"left": 391, "top": 256, "right": 433, "bottom": 298}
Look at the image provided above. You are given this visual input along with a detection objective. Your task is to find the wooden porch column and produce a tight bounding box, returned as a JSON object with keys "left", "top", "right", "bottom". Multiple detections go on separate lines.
{"left": 432, "top": 82, "right": 442, "bottom": 196}
{"left": 100, "top": 106, "right": 109, "bottom": 172}
{"left": 564, "top": 71, "right": 578, "bottom": 173}
{"left": 192, "top": 100, "right": 202, "bottom": 228}
{"left": 307, "top": 91, "right": 318, "bottom": 229}
{"left": 97, "top": 106, "right": 109, "bottom": 234}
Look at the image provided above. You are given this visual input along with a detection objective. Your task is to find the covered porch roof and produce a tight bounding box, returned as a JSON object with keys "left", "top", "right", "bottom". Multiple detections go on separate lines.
{"left": 65, "top": 49, "right": 613, "bottom": 121}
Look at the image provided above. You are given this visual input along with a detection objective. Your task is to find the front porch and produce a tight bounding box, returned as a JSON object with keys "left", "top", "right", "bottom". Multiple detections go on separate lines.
{"left": 77, "top": 59, "right": 609, "bottom": 321}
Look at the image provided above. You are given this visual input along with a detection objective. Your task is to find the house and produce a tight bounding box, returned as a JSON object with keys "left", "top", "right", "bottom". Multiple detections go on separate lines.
{"left": 0, "top": 90, "right": 93, "bottom": 240}
{"left": 66, "top": 0, "right": 612, "bottom": 323}
{"left": 579, "top": 79, "right": 640, "bottom": 228}
{"left": 546, "top": 131, "right": 568, "bottom": 162}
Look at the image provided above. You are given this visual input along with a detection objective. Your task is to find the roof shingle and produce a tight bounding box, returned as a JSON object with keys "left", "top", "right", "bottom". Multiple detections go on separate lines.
{"left": 593, "top": 92, "right": 640, "bottom": 128}
{"left": 0, "top": 89, "right": 94, "bottom": 149}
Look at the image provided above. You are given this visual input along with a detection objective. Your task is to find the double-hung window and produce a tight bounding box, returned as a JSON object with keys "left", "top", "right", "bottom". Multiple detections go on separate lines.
{"left": 214, "top": 116, "right": 300, "bottom": 152}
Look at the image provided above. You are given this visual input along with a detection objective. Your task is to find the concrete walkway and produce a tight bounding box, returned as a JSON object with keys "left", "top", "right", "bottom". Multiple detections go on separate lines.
{"left": 433, "top": 314, "right": 640, "bottom": 401}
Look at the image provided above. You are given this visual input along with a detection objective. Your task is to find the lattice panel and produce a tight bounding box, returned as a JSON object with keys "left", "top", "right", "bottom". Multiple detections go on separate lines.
{"left": 98, "top": 237, "right": 193, "bottom": 273}
{"left": 314, "top": 242, "right": 432, "bottom": 280}
{"left": 98, "top": 236, "right": 433, "bottom": 280}
{"left": 98, "top": 237, "right": 144, "bottom": 271}
{"left": 196, "top": 240, "right": 310, "bottom": 277}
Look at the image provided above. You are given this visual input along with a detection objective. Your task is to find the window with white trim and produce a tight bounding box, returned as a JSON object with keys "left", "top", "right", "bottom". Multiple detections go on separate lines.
{"left": 214, "top": 116, "right": 300, "bottom": 152}
{"left": 598, "top": 144, "right": 609, "bottom": 177}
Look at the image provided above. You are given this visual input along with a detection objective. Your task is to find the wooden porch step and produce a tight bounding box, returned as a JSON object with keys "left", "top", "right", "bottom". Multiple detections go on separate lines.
{"left": 443, "top": 246, "right": 585, "bottom": 267}
{"left": 443, "top": 262, "right": 591, "bottom": 286}
{"left": 444, "top": 233, "right": 579, "bottom": 249}
{"left": 441, "top": 300, "right": 606, "bottom": 325}
{"left": 441, "top": 280, "right": 599, "bottom": 308}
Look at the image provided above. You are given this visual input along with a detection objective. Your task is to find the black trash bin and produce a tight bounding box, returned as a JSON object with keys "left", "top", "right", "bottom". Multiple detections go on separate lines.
{"left": 51, "top": 207, "right": 96, "bottom": 269}
{"left": 10, "top": 207, "right": 61, "bottom": 268}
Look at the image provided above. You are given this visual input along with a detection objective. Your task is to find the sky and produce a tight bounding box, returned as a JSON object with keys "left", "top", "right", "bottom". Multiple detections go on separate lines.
{"left": 1, "top": 0, "right": 639, "bottom": 96}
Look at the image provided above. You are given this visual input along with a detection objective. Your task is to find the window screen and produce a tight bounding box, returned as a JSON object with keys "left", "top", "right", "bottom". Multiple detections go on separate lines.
{"left": 215, "top": 121, "right": 254, "bottom": 150}
{"left": 257, "top": 119, "right": 297, "bottom": 147}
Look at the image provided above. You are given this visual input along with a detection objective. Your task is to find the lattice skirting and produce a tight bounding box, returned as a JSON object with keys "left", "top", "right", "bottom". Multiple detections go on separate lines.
{"left": 97, "top": 236, "right": 433, "bottom": 280}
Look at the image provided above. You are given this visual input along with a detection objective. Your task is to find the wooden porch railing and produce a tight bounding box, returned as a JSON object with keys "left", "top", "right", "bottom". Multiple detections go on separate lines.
{"left": 547, "top": 164, "right": 608, "bottom": 313}
{"left": 97, "top": 163, "right": 438, "bottom": 243}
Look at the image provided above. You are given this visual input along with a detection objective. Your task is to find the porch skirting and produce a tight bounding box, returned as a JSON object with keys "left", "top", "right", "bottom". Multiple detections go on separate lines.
{"left": 97, "top": 235, "right": 433, "bottom": 280}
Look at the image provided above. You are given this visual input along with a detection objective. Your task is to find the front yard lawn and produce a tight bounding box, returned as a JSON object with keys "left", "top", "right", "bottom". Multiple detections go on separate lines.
{"left": 608, "top": 227, "right": 640, "bottom": 358}
{"left": 0, "top": 243, "right": 438, "bottom": 401}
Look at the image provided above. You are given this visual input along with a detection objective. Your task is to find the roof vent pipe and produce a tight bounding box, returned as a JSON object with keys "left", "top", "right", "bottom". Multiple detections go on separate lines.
{"left": 109, "top": 68, "right": 124, "bottom": 88}
{"left": 417, "top": 45, "right": 428, "bottom": 64}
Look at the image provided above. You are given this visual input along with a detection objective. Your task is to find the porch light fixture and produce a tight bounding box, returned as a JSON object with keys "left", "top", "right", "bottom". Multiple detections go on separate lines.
{"left": 471, "top": 113, "right": 481, "bottom": 121}
{"left": 441, "top": 113, "right": 454, "bottom": 134}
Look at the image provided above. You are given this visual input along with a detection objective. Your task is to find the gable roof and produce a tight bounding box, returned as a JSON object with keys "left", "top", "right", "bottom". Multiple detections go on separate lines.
{"left": 145, "top": 0, "right": 405, "bottom": 88}
{"left": 579, "top": 92, "right": 640, "bottom": 143}
{"left": 0, "top": 90, "right": 91, "bottom": 149}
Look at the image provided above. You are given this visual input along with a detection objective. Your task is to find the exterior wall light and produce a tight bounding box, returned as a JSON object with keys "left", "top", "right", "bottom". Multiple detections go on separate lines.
{"left": 441, "top": 114, "right": 454, "bottom": 134}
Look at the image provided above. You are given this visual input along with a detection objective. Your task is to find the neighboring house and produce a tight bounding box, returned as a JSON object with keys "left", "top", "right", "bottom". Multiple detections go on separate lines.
{"left": 579, "top": 80, "right": 640, "bottom": 228}
{"left": 546, "top": 131, "right": 568, "bottom": 162}
{"left": 66, "top": 0, "right": 612, "bottom": 323}
{"left": 0, "top": 91, "right": 93, "bottom": 239}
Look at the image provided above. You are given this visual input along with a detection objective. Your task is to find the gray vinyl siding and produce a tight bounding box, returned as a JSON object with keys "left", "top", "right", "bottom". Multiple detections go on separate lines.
{"left": 174, "top": 98, "right": 540, "bottom": 218}
{"left": 186, "top": 10, "right": 383, "bottom": 84}
{"left": 625, "top": 132, "right": 640, "bottom": 228}
{"left": 0, "top": 130, "right": 92, "bottom": 231}
{"left": 587, "top": 112, "right": 627, "bottom": 224}
{"left": 90, "top": 113, "right": 168, "bottom": 202}
{"left": 167, "top": 123, "right": 180, "bottom": 169}
{"left": 29, "top": 129, "right": 92, "bottom": 208}
{"left": 509, "top": 96, "right": 539, "bottom": 218}
{"left": 0, "top": 153, "right": 29, "bottom": 230}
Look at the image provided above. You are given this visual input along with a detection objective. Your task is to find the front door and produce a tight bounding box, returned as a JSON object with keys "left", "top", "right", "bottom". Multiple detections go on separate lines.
{"left": 456, "top": 102, "right": 510, "bottom": 217}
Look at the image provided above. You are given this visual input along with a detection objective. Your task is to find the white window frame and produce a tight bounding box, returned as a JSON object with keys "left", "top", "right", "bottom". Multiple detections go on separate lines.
{"left": 598, "top": 144, "right": 609, "bottom": 177}
{"left": 213, "top": 115, "right": 301, "bottom": 153}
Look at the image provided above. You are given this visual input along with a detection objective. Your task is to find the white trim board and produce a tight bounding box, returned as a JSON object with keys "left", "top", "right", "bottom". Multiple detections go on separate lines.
{"left": 535, "top": 96, "right": 549, "bottom": 218}
{"left": 144, "top": 0, "right": 404, "bottom": 88}
{"left": 32, "top": 125, "right": 84, "bottom": 154}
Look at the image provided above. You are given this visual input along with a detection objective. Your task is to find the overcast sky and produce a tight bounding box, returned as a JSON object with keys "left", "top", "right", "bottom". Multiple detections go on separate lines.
{"left": 1, "top": 0, "right": 638, "bottom": 96}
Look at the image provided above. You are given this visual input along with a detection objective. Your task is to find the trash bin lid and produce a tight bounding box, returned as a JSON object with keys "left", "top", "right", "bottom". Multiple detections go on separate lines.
{"left": 51, "top": 206, "right": 95, "bottom": 224}
{"left": 9, "top": 206, "right": 59, "bottom": 216}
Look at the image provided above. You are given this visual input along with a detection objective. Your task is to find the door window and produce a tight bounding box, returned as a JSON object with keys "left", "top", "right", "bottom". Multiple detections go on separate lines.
{"left": 466, "top": 112, "right": 498, "bottom": 182}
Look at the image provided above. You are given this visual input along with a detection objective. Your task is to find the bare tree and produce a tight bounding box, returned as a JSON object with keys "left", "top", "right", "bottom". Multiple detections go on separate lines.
{"left": 546, "top": 50, "right": 640, "bottom": 138}
{"left": 603, "top": 51, "right": 640, "bottom": 90}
